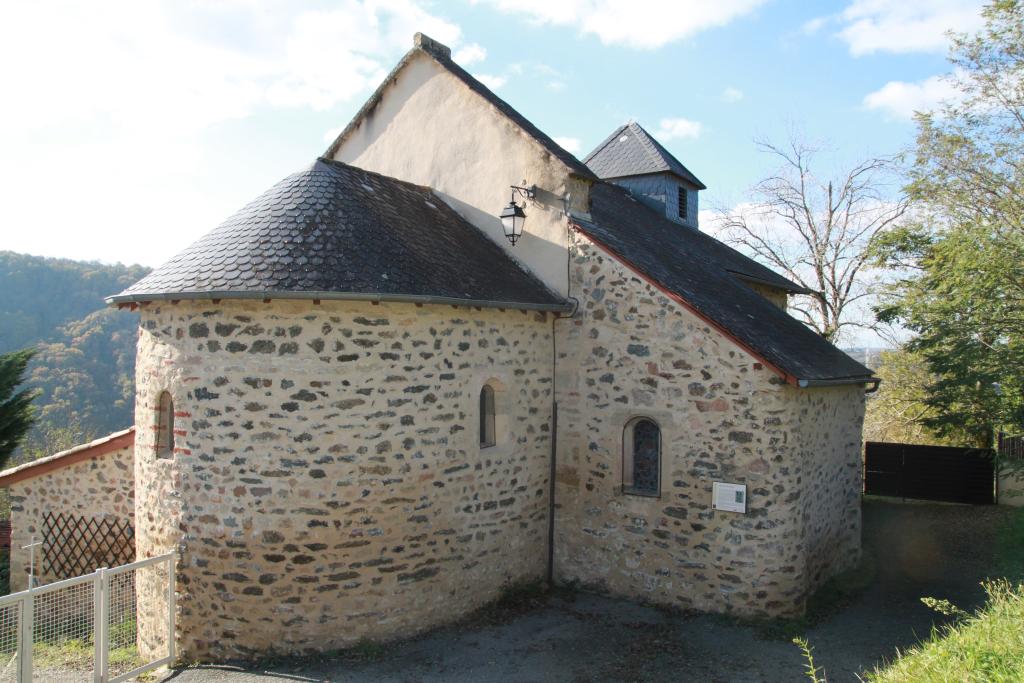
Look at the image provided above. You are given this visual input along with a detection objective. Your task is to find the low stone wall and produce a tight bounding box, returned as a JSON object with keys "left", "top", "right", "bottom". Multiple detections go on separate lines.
{"left": 5, "top": 432, "right": 135, "bottom": 592}
{"left": 553, "top": 231, "right": 864, "bottom": 617}
{"left": 133, "top": 299, "right": 554, "bottom": 661}
{"left": 998, "top": 463, "right": 1024, "bottom": 506}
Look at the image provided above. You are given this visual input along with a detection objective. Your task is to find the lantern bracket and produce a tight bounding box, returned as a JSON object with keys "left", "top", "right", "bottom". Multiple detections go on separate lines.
{"left": 510, "top": 184, "right": 536, "bottom": 202}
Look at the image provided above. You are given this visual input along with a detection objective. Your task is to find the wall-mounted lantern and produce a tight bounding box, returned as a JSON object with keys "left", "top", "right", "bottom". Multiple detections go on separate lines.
{"left": 499, "top": 185, "right": 536, "bottom": 246}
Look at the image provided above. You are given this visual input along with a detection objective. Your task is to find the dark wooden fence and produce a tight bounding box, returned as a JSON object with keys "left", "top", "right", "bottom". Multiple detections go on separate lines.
{"left": 864, "top": 441, "right": 995, "bottom": 504}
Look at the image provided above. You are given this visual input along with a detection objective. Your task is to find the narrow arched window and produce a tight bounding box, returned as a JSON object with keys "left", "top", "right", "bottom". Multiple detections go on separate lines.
{"left": 623, "top": 418, "right": 660, "bottom": 495}
{"left": 479, "top": 384, "right": 496, "bottom": 448}
{"left": 156, "top": 391, "right": 174, "bottom": 459}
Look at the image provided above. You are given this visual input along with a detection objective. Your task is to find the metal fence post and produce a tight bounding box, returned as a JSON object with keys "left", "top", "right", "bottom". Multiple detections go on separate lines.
{"left": 166, "top": 555, "right": 175, "bottom": 664}
{"left": 19, "top": 586, "right": 33, "bottom": 682}
{"left": 96, "top": 567, "right": 109, "bottom": 682}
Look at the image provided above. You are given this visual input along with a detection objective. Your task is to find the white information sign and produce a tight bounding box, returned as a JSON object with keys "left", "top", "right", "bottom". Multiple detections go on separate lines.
{"left": 712, "top": 481, "right": 747, "bottom": 513}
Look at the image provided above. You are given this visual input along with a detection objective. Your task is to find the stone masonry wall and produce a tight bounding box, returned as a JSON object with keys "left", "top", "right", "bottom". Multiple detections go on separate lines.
{"left": 8, "top": 444, "right": 134, "bottom": 591}
{"left": 795, "top": 385, "right": 865, "bottom": 592}
{"left": 133, "top": 299, "right": 553, "bottom": 661}
{"left": 553, "top": 230, "right": 863, "bottom": 617}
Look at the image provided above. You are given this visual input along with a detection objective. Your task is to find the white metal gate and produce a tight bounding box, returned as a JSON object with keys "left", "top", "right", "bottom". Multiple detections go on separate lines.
{"left": 0, "top": 553, "right": 174, "bottom": 682}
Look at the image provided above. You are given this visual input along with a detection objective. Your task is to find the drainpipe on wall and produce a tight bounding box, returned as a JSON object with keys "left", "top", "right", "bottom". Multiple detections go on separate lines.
{"left": 547, "top": 399, "right": 558, "bottom": 585}
{"left": 547, "top": 226, "right": 579, "bottom": 585}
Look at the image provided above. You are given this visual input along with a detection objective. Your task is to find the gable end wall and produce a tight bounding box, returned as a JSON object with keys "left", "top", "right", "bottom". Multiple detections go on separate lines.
{"left": 552, "top": 230, "right": 863, "bottom": 616}
{"left": 331, "top": 52, "right": 585, "bottom": 297}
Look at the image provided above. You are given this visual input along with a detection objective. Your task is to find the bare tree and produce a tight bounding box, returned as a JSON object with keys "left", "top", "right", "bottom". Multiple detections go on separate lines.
{"left": 713, "top": 135, "right": 909, "bottom": 343}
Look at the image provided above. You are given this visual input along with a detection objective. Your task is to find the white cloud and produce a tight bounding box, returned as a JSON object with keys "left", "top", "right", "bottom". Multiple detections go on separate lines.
{"left": 473, "top": 73, "right": 508, "bottom": 90}
{"left": 546, "top": 80, "right": 567, "bottom": 92}
{"left": 454, "top": 42, "right": 487, "bottom": 65}
{"left": 863, "top": 73, "right": 960, "bottom": 119}
{"left": 0, "top": 1, "right": 463, "bottom": 133}
{"left": 0, "top": 0, "right": 466, "bottom": 266}
{"left": 813, "top": 0, "right": 985, "bottom": 56}
{"left": 801, "top": 16, "right": 828, "bottom": 34}
{"left": 472, "top": 0, "right": 766, "bottom": 49}
{"left": 655, "top": 117, "right": 703, "bottom": 140}
{"left": 722, "top": 87, "right": 744, "bottom": 103}
{"left": 553, "top": 136, "right": 582, "bottom": 154}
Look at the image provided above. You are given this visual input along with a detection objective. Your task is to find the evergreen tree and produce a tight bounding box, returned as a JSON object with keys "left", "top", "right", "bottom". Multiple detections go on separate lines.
{"left": 0, "top": 348, "right": 38, "bottom": 468}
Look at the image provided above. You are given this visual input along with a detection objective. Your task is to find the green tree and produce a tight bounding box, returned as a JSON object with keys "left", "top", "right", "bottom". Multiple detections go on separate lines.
{"left": 876, "top": 0, "right": 1024, "bottom": 446}
{"left": 0, "top": 252, "right": 148, "bottom": 459}
{"left": 0, "top": 348, "right": 38, "bottom": 468}
{"left": 863, "top": 349, "right": 957, "bottom": 445}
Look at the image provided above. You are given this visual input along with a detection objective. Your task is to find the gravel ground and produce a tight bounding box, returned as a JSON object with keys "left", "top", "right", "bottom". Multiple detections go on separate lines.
{"left": 161, "top": 500, "right": 1017, "bottom": 683}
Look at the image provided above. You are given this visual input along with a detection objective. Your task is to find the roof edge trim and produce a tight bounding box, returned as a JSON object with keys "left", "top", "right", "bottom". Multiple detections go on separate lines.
{"left": 105, "top": 290, "right": 573, "bottom": 313}
{"left": 798, "top": 377, "right": 881, "bottom": 388}
{"left": 0, "top": 428, "right": 134, "bottom": 488}
{"left": 597, "top": 170, "right": 706, "bottom": 188}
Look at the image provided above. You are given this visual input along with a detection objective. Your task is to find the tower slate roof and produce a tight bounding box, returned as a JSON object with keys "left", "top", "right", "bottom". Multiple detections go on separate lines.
{"left": 583, "top": 121, "right": 706, "bottom": 189}
{"left": 108, "top": 159, "right": 567, "bottom": 312}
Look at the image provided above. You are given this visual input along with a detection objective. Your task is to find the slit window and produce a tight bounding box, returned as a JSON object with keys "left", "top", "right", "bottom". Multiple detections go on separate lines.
{"left": 479, "top": 384, "right": 496, "bottom": 448}
{"left": 677, "top": 187, "right": 688, "bottom": 221}
{"left": 156, "top": 391, "right": 174, "bottom": 459}
{"left": 623, "top": 417, "right": 660, "bottom": 495}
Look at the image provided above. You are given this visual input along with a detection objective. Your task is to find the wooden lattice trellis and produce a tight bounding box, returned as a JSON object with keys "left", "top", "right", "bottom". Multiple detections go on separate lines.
{"left": 41, "top": 511, "right": 135, "bottom": 580}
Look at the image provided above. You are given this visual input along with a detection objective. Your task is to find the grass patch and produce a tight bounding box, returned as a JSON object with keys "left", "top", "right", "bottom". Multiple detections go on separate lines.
{"left": 754, "top": 552, "right": 877, "bottom": 641}
{"left": 345, "top": 639, "right": 386, "bottom": 664}
{"left": 866, "top": 580, "right": 1024, "bottom": 682}
{"left": 32, "top": 638, "right": 141, "bottom": 671}
{"left": 995, "top": 507, "right": 1024, "bottom": 582}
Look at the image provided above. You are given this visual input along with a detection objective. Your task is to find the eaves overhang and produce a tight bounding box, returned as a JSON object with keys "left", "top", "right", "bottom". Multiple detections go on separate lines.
{"left": 105, "top": 289, "right": 574, "bottom": 314}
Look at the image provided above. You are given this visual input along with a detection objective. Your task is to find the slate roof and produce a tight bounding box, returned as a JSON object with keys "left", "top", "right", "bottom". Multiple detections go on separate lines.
{"left": 108, "top": 159, "right": 568, "bottom": 311}
{"left": 324, "top": 33, "right": 595, "bottom": 181}
{"left": 572, "top": 182, "right": 874, "bottom": 383}
{"left": 583, "top": 122, "right": 707, "bottom": 189}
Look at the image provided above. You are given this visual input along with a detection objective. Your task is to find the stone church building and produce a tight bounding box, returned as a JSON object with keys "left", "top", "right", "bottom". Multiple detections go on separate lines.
{"left": 10, "top": 34, "right": 877, "bottom": 662}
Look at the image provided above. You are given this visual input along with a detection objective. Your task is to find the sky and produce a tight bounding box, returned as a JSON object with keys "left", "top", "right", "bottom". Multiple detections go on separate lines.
{"left": 0, "top": 1, "right": 982, "bottom": 298}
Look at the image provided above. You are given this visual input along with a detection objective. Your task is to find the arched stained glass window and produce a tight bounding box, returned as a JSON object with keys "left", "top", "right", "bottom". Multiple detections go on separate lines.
{"left": 624, "top": 417, "right": 660, "bottom": 495}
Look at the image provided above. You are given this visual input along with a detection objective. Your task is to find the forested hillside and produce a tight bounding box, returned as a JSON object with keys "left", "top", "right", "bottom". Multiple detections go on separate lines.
{"left": 0, "top": 252, "right": 150, "bottom": 461}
